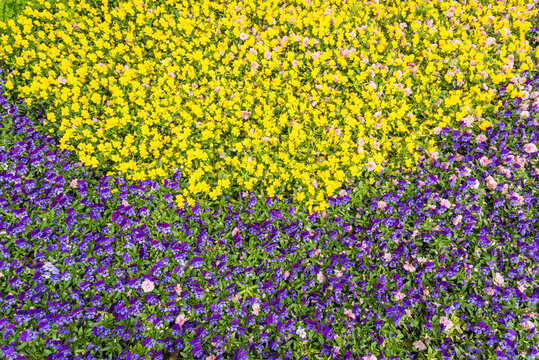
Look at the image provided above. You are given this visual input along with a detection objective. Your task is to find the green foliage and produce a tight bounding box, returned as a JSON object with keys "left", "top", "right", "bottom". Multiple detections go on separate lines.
{"left": 0, "top": 0, "right": 30, "bottom": 22}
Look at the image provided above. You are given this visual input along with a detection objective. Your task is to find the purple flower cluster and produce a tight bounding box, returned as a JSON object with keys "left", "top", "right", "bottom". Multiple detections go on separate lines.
{"left": 0, "top": 60, "right": 538, "bottom": 360}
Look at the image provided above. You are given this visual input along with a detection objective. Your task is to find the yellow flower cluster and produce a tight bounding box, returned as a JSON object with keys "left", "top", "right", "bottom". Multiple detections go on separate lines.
{"left": 0, "top": 0, "right": 536, "bottom": 212}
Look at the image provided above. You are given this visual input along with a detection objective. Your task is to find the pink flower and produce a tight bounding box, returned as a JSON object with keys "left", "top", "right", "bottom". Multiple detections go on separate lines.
{"left": 366, "top": 160, "right": 376, "bottom": 171}
{"left": 252, "top": 303, "right": 260, "bottom": 315}
{"left": 141, "top": 279, "right": 155, "bottom": 293}
{"left": 479, "top": 156, "right": 492, "bottom": 167}
{"left": 452, "top": 215, "right": 462, "bottom": 226}
{"left": 521, "top": 320, "right": 535, "bottom": 330}
{"left": 69, "top": 180, "right": 79, "bottom": 188}
{"left": 433, "top": 127, "right": 442, "bottom": 135}
{"left": 404, "top": 88, "right": 413, "bottom": 96}
{"left": 485, "top": 176, "right": 498, "bottom": 190}
{"left": 174, "top": 284, "right": 182, "bottom": 296}
{"left": 446, "top": 7, "right": 455, "bottom": 17}
{"left": 523, "top": 143, "right": 538, "bottom": 154}
{"left": 404, "top": 263, "right": 416, "bottom": 272}
{"left": 484, "top": 287, "right": 495, "bottom": 296}
{"left": 58, "top": 76, "right": 67, "bottom": 85}
{"left": 413, "top": 341, "right": 427, "bottom": 351}
{"left": 291, "top": 60, "right": 298, "bottom": 67}
{"left": 377, "top": 201, "right": 387, "bottom": 210}
{"left": 394, "top": 292, "right": 406, "bottom": 301}
{"left": 494, "top": 272, "right": 505, "bottom": 286}
{"left": 239, "top": 32, "right": 248, "bottom": 40}
{"left": 241, "top": 111, "right": 251, "bottom": 119}
{"left": 302, "top": 37, "right": 309, "bottom": 47}
{"left": 317, "top": 271, "right": 325, "bottom": 283}
{"left": 440, "top": 198, "right": 451, "bottom": 208}
{"left": 312, "top": 52, "right": 321, "bottom": 59}
{"left": 264, "top": 51, "right": 272, "bottom": 60}
{"left": 343, "top": 309, "right": 356, "bottom": 319}
{"left": 122, "top": 200, "right": 130, "bottom": 207}
{"left": 484, "top": 37, "right": 496, "bottom": 46}
{"left": 284, "top": 271, "right": 290, "bottom": 279}
{"left": 440, "top": 316, "right": 454, "bottom": 330}
{"left": 383, "top": 253, "right": 392, "bottom": 261}
{"left": 339, "top": 189, "right": 347, "bottom": 196}
{"left": 334, "top": 128, "right": 341, "bottom": 136}
{"left": 418, "top": 257, "right": 427, "bottom": 264}
{"left": 175, "top": 314, "right": 187, "bottom": 326}
{"left": 363, "top": 355, "right": 377, "bottom": 360}
{"left": 232, "top": 227, "right": 240, "bottom": 236}
{"left": 261, "top": 136, "right": 270, "bottom": 142}
{"left": 476, "top": 134, "right": 487, "bottom": 143}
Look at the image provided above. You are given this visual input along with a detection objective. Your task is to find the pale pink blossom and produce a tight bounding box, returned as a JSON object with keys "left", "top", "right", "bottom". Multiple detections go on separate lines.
{"left": 264, "top": 51, "right": 272, "bottom": 60}
{"left": 141, "top": 279, "right": 155, "bottom": 293}
{"left": 413, "top": 340, "right": 427, "bottom": 351}
{"left": 418, "top": 257, "right": 427, "bottom": 264}
{"left": 284, "top": 271, "right": 290, "bottom": 279}
{"left": 252, "top": 303, "right": 260, "bottom": 315}
{"left": 377, "top": 201, "right": 387, "bottom": 210}
{"left": 440, "top": 198, "right": 451, "bottom": 208}
{"left": 433, "top": 127, "right": 442, "bottom": 135}
{"left": 175, "top": 314, "right": 187, "bottom": 326}
{"left": 479, "top": 156, "right": 492, "bottom": 167}
{"left": 69, "top": 180, "right": 79, "bottom": 188}
{"left": 58, "top": 76, "right": 67, "bottom": 85}
{"left": 523, "top": 143, "right": 538, "bottom": 154}
{"left": 232, "top": 227, "right": 240, "bottom": 236}
{"left": 339, "top": 189, "right": 347, "bottom": 196}
{"left": 476, "top": 134, "right": 487, "bottom": 143}
{"left": 485, "top": 176, "right": 498, "bottom": 190}
{"left": 484, "top": 37, "right": 496, "bottom": 46}
{"left": 343, "top": 308, "right": 356, "bottom": 319}
{"left": 366, "top": 160, "right": 376, "bottom": 171}
{"left": 251, "top": 61, "right": 259, "bottom": 69}
{"left": 494, "top": 272, "right": 505, "bottom": 286}
{"left": 394, "top": 292, "right": 406, "bottom": 301}
{"left": 383, "top": 253, "right": 392, "bottom": 261}
{"left": 452, "top": 215, "right": 462, "bottom": 226}
{"left": 241, "top": 111, "right": 251, "bottom": 120}
{"left": 484, "top": 287, "right": 495, "bottom": 296}
{"left": 317, "top": 271, "right": 325, "bottom": 283}
{"left": 404, "top": 263, "right": 416, "bottom": 272}
{"left": 521, "top": 320, "right": 535, "bottom": 330}
{"left": 440, "top": 316, "right": 454, "bottom": 330}
{"left": 174, "top": 284, "right": 182, "bottom": 296}
{"left": 239, "top": 32, "right": 248, "bottom": 41}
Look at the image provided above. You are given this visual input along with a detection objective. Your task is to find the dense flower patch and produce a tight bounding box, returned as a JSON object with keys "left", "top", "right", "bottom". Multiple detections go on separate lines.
{"left": 0, "top": 54, "right": 538, "bottom": 360}
{"left": 1, "top": 0, "right": 538, "bottom": 211}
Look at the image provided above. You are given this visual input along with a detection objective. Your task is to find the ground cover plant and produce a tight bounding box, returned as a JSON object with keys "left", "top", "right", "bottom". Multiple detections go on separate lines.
{"left": 0, "top": 64, "right": 538, "bottom": 360}
{"left": 1, "top": 0, "right": 538, "bottom": 212}
{"left": 0, "top": 0, "right": 538, "bottom": 360}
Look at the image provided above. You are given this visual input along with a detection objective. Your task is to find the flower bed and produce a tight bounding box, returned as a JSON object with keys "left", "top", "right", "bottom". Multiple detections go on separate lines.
{"left": 0, "top": 1, "right": 538, "bottom": 360}
{"left": 1, "top": 65, "right": 538, "bottom": 359}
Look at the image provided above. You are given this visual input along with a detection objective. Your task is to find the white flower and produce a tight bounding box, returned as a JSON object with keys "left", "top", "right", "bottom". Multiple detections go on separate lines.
{"left": 296, "top": 326, "right": 307, "bottom": 338}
